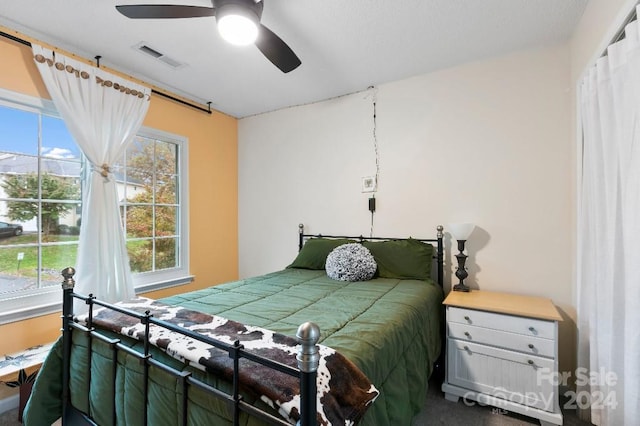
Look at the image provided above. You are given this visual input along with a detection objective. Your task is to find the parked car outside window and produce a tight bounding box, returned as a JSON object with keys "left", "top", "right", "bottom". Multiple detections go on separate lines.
{"left": 0, "top": 221, "right": 23, "bottom": 237}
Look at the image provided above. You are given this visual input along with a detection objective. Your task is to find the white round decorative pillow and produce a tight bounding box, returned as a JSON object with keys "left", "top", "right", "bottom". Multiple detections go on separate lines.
{"left": 325, "top": 243, "right": 377, "bottom": 282}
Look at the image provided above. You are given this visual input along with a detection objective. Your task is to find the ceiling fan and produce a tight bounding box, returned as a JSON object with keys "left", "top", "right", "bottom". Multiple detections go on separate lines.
{"left": 116, "top": 0, "right": 301, "bottom": 73}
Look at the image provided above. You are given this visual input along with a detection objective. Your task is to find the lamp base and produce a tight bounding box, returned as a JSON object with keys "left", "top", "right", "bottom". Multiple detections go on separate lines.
{"left": 453, "top": 283, "right": 470, "bottom": 292}
{"left": 453, "top": 240, "right": 471, "bottom": 293}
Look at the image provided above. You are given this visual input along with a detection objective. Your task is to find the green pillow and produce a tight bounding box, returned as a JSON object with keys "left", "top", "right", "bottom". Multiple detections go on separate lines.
{"left": 362, "top": 238, "right": 433, "bottom": 280}
{"left": 287, "top": 238, "right": 356, "bottom": 270}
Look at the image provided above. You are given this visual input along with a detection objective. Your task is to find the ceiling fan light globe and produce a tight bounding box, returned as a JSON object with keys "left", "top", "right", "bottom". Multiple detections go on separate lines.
{"left": 218, "top": 14, "right": 258, "bottom": 46}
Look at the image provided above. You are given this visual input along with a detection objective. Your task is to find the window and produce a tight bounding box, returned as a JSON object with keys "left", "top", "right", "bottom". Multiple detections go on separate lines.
{"left": 0, "top": 88, "right": 190, "bottom": 323}
{"left": 119, "top": 130, "right": 190, "bottom": 292}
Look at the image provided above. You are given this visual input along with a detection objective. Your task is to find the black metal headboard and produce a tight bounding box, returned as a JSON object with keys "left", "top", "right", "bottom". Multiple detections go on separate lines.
{"left": 297, "top": 224, "right": 444, "bottom": 289}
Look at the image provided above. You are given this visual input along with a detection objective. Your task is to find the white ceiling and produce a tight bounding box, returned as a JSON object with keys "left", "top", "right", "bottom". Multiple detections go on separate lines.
{"left": 0, "top": 0, "right": 588, "bottom": 118}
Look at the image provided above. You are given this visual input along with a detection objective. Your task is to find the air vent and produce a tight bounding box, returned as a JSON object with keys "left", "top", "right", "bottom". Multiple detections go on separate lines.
{"left": 134, "top": 42, "right": 185, "bottom": 69}
{"left": 139, "top": 44, "right": 163, "bottom": 58}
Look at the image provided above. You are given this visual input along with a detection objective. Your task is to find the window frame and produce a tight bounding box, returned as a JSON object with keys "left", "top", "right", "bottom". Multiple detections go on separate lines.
{"left": 125, "top": 126, "right": 192, "bottom": 293}
{"left": 0, "top": 88, "right": 192, "bottom": 325}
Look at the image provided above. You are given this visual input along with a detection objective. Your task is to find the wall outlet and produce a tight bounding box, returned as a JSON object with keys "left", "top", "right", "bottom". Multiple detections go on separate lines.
{"left": 362, "top": 176, "right": 376, "bottom": 193}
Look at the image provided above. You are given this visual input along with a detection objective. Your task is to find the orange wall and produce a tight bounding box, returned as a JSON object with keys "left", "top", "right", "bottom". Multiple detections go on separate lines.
{"left": 0, "top": 36, "right": 238, "bottom": 355}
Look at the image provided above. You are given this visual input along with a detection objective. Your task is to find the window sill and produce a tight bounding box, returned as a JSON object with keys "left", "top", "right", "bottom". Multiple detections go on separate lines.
{"left": 0, "top": 299, "right": 62, "bottom": 325}
{"left": 136, "top": 275, "right": 195, "bottom": 294}
{"left": 0, "top": 275, "right": 195, "bottom": 325}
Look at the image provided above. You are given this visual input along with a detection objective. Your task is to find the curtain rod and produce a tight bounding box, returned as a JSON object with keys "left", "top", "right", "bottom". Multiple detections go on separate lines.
{"left": 602, "top": 4, "right": 639, "bottom": 56}
{"left": 0, "top": 30, "right": 212, "bottom": 115}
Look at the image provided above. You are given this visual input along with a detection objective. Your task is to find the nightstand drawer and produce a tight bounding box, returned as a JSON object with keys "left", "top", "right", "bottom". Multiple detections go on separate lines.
{"left": 448, "top": 322, "right": 555, "bottom": 358}
{"left": 448, "top": 306, "right": 555, "bottom": 339}
{"left": 447, "top": 339, "right": 556, "bottom": 412}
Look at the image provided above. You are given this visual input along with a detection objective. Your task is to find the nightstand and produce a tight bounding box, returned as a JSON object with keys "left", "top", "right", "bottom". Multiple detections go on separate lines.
{"left": 441, "top": 290, "right": 563, "bottom": 426}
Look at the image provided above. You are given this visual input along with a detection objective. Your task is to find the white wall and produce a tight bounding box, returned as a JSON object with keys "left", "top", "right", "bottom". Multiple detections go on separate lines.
{"left": 240, "top": 43, "right": 572, "bottom": 299}
{"left": 239, "top": 42, "right": 573, "bottom": 370}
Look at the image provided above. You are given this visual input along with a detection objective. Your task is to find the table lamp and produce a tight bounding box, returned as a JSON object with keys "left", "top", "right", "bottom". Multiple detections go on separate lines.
{"left": 449, "top": 223, "right": 476, "bottom": 292}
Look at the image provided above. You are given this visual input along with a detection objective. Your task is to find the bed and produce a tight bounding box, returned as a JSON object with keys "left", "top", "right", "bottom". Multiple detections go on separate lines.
{"left": 24, "top": 225, "right": 445, "bottom": 426}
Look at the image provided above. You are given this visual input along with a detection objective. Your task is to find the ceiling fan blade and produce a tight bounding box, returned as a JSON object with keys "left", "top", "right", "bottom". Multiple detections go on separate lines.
{"left": 116, "top": 5, "right": 216, "bottom": 19}
{"left": 255, "top": 24, "right": 301, "bottom": 73}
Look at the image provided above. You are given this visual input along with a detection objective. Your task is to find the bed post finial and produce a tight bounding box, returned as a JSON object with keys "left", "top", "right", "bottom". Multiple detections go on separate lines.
{"left": 299, "top": 223, "right": 304, "bottom": 234}
{"left": 297, "top": 322, "right": 319, "bottom": 426}
{"left": 437, "top": 225, "right": 444, "bottom": 239}
{"left": 296, "top": 322, "right": 320, "bottom": 372}
{"left": 61, "top": 266, "right": 76, "bottom": 290}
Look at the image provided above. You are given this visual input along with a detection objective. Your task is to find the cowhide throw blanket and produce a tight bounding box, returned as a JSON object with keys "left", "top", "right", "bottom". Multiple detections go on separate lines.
{"left": 79, "top": 297, "right": 379, "bottom": 425}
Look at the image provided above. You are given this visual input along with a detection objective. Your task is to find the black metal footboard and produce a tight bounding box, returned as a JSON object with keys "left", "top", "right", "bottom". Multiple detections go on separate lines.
{"left": 59, "top": 267, "right": 319, "bottom": 426}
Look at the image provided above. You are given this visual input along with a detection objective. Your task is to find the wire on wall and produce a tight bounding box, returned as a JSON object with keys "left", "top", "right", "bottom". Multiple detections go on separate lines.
{"left": 371, "top": 86, "right": 380, "bottom": 193}
{"left": 367, "top": 85, "right": 380, "bottom": 238}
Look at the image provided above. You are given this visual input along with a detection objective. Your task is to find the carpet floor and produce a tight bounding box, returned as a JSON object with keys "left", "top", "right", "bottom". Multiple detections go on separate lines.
{"left": 0, "top": 378, "right": 593, "bottom": 426}
{"left": 412, "top": 378, "right": 593, "bottom": 425}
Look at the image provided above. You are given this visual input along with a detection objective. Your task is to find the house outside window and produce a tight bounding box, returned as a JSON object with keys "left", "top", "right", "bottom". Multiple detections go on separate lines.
{"left": 0, "top": 88, "right": 190, "bottom": 323}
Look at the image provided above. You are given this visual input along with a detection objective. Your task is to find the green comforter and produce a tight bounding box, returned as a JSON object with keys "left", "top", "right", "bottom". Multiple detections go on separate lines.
{"left": 25, "top": 269, "right": 443, "bottom": 425}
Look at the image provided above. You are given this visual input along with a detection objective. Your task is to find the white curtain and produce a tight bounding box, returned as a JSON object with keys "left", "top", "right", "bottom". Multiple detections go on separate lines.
{"left": 32, "top": 45, "right": 150, "bottom": 304}
{"left": 578, "top": 8, "right": 640, "bottom": 425}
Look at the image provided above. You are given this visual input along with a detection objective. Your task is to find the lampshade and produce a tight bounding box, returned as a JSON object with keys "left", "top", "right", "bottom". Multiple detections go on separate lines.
{"left": 449, "top": 223, "right": 475, "bottom": 240}
{"left": 217, "top": 4, "right": 259, "bottom": 46}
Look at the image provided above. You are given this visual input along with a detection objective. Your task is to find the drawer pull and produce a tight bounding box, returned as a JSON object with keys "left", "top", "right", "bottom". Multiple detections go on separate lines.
{"left": 527, "top": 360, "right": 534, "bottom": 365}
{"left": 528, "top": 326, "right": 536, "bottom": 333}
{"left": 464, "top": 332, "right": 471, "bottom": 338}
{"left": 463, "top": 345, "right": 469, "bottom": 351}
{"left": 464, "top": 316, "right": 470, "bottom": 321}
{"left": 528, "top": 343, "right": 534, "bottom": 349}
